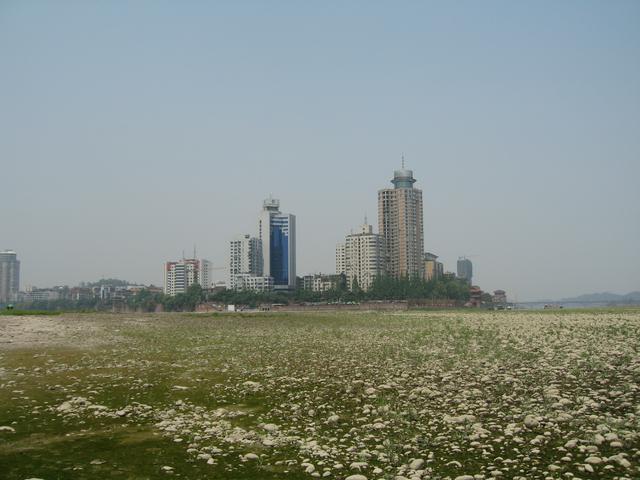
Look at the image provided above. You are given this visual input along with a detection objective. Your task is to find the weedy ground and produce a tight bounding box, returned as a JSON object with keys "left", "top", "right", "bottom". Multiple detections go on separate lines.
{"left": 0, "top": 309, "right": 638, "bottom": 480}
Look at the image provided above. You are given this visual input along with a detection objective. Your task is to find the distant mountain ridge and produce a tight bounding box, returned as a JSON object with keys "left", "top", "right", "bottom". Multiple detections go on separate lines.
{"left": 559, "top": 291, "right": 640, "bottom": 303}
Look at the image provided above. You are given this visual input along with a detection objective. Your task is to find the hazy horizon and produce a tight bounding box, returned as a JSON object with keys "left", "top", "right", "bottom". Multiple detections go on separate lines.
{"left": 1, "top": 1, "right": 639, "bottom": 301}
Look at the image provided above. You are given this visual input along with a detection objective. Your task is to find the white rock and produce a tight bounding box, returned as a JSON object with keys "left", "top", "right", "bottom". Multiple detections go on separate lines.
{"left": 345, "top": 476, "right": 367, "bottom": 480}
{"left": 408, "top": 459, "right": 424, "bottom": 470}
{"left": 445, "top": 414, "right": 476, "bottom": 424}
{"left": 564, "top": 439, "right": 578, "bottom": 448}
{"left": 56, "top": 401, "right": 72, "bottom": 412}
{"left": 585, "top": 456, "right": 602, "bottom": 464}
{"left": 523, "top": 415, "right": 539, "bottom": 428}
{"left": 611, "top": 455, "right": 631, "bottom": 468}
{"left": 0, "top": 426, "right": 16, "bottom": 433}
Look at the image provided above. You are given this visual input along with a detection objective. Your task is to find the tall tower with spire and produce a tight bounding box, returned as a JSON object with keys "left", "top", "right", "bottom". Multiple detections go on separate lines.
{"left": 378, "top": 163, "right": 424, "bottom": 279}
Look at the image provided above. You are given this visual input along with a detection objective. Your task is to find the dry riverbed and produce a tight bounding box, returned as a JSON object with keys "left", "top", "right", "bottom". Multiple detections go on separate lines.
{"left": 0, "top": 310, "right": 639, "bottom": 480}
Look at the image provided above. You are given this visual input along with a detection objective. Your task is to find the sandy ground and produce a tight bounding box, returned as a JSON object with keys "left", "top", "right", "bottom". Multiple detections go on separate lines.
{"left": 0, "top": 314, "right": 106, "bottom": 349}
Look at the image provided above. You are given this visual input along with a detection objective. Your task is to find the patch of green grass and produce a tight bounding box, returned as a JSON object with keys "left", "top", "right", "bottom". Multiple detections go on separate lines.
{"left": 1, "top": 310, "right": 639, "bottom": 479}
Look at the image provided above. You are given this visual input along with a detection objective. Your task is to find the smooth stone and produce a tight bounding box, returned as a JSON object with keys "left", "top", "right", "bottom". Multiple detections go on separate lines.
{"left": 523, "top": 415, "right": 539, "bottom": 428}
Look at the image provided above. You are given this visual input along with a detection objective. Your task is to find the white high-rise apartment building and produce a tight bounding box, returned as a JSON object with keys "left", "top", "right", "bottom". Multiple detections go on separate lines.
{"left": 378, "top": 167, "right": 424, "bottom": 279}
{"left": 258, "top": 197, "right": 296, "bottom": 290}
{"left": 335, "top": 243, "right": 346, "bottom": 275}
{"left": 229, "top": 234, "right": 266, "bottom": 291}
{"left": 163, "top": 258, "right": 211, "bottom": 296}
{"left": 342, "top": 223, "right": 386, "bottom": 291}
{"left": 0, "top": 250, "right": 20, "bottom": 304}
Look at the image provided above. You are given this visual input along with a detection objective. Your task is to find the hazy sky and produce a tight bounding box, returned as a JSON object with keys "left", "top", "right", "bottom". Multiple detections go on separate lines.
{"left": 1, "top": 1, "right": 639, "bottom": 301}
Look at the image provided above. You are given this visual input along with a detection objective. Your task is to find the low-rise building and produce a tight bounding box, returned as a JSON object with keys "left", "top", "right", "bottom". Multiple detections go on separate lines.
{"left": 301, "top": 273, "right": 345, "bottom": 292}
{"left": 69, "top": 287, "right": 92, "bottom": 301}
{"left": 232, "top": 274, "right": 274, "bottom": 292}
{"left": 492, "top": 289, "right": 507, "bottom": 304}
{"left": 20, "top": 288, "right": 61, "bottom": 302}
{"left": 467, "top": 286, "right": 483, "bottom": 307}
{"left": 424, "top": 252, "right": 444, "bottom": 281}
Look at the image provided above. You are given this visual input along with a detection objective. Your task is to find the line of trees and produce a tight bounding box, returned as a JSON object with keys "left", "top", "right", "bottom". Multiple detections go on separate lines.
{"left": 205, "top": 275, "right": 471, "bottom": 308}
{"left": 17, "top": 275, "right": 472, "bottom": 312}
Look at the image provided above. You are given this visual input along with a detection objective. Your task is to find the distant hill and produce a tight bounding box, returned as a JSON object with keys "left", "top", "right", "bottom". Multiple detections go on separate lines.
{"left": 559, "top": 291, "right": 640, "bottom": 303}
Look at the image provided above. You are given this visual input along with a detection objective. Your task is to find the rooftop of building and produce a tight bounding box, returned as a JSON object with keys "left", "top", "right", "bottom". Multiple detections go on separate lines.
{"left": 263, "top": 197, "right": 280, "bottom": 212}
{"left": 391, "top": 168, "right": 417, "bottom": 188}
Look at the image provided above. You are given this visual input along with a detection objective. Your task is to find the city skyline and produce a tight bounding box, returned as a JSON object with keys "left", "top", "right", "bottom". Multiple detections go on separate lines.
{"left": 1, "top": 2, "right": 639, "bottom": 300}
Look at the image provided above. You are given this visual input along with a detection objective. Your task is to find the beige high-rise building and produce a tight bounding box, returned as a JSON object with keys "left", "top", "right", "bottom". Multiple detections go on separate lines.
{"left": 378, "top": 168, "right": 424, "bottom": 279}
{"left": 343, "top": 223, "right": 386, "bottom": 291}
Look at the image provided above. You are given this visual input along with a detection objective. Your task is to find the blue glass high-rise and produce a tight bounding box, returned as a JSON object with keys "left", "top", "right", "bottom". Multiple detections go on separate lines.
{"left": 258, "top": 198, "right": 296, "bottom": 290}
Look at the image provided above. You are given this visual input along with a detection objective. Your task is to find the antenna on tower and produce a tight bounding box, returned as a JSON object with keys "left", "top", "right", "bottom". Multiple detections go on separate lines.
{"left": 182, "top": 249, "right": 185, "bottom": 260}
{"left": 193, "top": 244, "right": 197, "bottom": 259}
{"left": 364, "top": 213, "right": 368, "bottom": 225}
{"left": 401, "top": 153, "right": 405, "bottom": 169}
